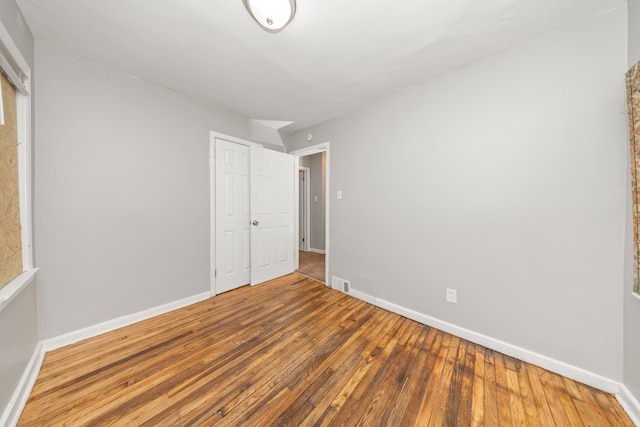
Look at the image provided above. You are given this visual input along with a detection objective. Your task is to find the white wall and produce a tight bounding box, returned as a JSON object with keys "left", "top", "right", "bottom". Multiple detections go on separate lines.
{"left": 34, "top": 42, "right": 252, "bottom": 340}
{"left": 249, "top": 120, "right": 286, "bottom": 151}
{"left": 308, "top": 152, "right": 326, "bottom": 251}
{"left": 289, "top": 8, "right": 628, "bottom": 380}
{"left": 0, "top": 0, "right": 37, "bottom": 420}
{"left": 624, "top": 0, "right": 640, "bottom": 405}
{"left": 630, "top": 0, "right": 640, "bottom": 67}
{"left": 311, "top": 152, "right": 326, "bottom": 251}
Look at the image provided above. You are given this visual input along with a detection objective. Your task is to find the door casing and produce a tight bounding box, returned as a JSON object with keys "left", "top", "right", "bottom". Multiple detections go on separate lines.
{"left": 290, "top": 142, "right": 330, "bottom": 286}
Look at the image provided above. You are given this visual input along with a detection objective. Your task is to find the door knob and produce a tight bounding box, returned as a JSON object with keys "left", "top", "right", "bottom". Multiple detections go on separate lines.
{"left": 252, "top": 220, "right": 259, "bottom": 226}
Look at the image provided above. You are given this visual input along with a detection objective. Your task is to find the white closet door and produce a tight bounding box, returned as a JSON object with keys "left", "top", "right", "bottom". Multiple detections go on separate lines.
{"left": 250, "top": 146, "right": 295, "bottom": 285}
{"left": 215, "top": 139, "right": 251, "bottom": 293}
{"left": 214, "top": 138, "right": 295, "bottom": 293}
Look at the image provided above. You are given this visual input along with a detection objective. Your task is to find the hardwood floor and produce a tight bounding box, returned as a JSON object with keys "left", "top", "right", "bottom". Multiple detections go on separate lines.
{"left": 19, "top": 273, "right": 632, "bottom": 426}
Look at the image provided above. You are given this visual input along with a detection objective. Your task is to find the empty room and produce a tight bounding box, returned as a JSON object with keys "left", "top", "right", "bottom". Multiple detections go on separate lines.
{"left": 2, "top": 0, "right": 640, "bottom": 425}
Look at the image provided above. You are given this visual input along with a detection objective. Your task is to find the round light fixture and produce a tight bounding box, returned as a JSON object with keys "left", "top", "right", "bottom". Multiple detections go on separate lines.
{"left": 242, "top": 0, "right": 296, "bottom": 33}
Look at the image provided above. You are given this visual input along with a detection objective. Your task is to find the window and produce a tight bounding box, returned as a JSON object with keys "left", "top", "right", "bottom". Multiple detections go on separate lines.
{"left": 0, "top": 19, "right": 33, "bottom": 300}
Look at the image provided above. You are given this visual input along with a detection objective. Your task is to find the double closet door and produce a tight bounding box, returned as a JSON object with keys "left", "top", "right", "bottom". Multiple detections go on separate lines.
{"left": 214, "top": 137, "right": 295, "bottom": 294}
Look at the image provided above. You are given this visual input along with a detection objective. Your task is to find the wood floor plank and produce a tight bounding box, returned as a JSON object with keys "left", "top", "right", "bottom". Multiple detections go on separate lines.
{"left": 351, "top": 323, "right": 423, "bottom": 426}
{"left": 574, "top": 382, "right": 612, "bottom": 427}
{"left": 232, "top": 309, "right": 376, "bottom": 425}
{"left": 139, "top": 290, "right": 361, "bottom": 426}
{"left": 443, "top": 338, "right": 471, "bottom": 426}
{"left": 493, "top": 351, "right": 514, "bottom": 427}
{"left": 594, "top": 390, "right": 634, "bottom": 427}
{"left": 425, "top": 334, "right": 459, "bottom": 426}
{"left": 539, "top": 366, "right": 575, "bottom": 426}
{"left": 298, "top": 310, "right": 398, "bottom": 425}
{"left": 482, "top": 348, "right": 500, "bottom": 427}
{"left": 220, "top": 307, "right": 389, "bottom": 427}
{"left": 470, "top": 340, "right": 485, "bottom": 427}
{"left": 515, "top": 362, "right": 542, "bottom": 427}
{"left": 70, "top": 283, "right": 337, "bottom": 425}
{"left": 505, "top": 363, "right": 527, "bottom": 426}
{"left": 457, "top": 341, "right": 476, "bottom": 426}
{"left": 525, "top": 363, "right": 557, "bottom": 427}
{"left": 396, "top": 326, "right": 440, "bottom": 426}
{"left": 17, "top": 273, "right": 634, "bottom": 427}
{"left": 383, "top": 325, "right": 431, "bottom": 426}
{"left": 319, "top": 321, "right": 406, "bottom": 426}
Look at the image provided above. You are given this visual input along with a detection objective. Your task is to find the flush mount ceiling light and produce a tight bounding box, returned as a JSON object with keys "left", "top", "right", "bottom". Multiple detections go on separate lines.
{"left": 242, "top": 0, "right": 296, "bottom": 33}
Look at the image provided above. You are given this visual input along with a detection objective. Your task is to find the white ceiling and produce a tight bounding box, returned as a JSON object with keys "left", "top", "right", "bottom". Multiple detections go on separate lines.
{"left": 16, "top": 0, "right": 625, "bottom": 133}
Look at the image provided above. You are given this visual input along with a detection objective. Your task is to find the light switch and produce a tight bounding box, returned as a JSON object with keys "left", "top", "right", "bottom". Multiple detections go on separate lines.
{"left": 314, "top": 196, "right": 318, "bottom": 202}
{"left": 337, "top": 190, "right": 343, "bottom": 199}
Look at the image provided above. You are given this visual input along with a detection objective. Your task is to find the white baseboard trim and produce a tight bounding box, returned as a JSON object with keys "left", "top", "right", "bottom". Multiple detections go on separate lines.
{"left": 348, "top": 287, "right": 621, "bottom": 395}
{"left": 0, "top": 343, "right": 45, "bottom": 427}
{"left": 347, "top": 288, "right": 376, "bottom": 305}
{"left": 42, "top": 291, "right": 211, "bottom": 352}
{"left": 308, "top": 248, "right": 325, "bottom": 254}
{"left": 618, "top": 385, "right": 640, "bottom": 426}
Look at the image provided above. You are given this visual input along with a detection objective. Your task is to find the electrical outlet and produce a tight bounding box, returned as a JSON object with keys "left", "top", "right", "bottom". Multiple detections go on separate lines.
{"left": 446, "top": 288, "right": 457, "bottom": 304}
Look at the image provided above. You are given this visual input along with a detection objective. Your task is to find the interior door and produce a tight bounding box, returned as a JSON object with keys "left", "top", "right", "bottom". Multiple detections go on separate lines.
{"left": 215, "top": 139, "right": 251, "bottom": 293}
{"left": 250, "top": 146, "right": 295, "bottom": 285}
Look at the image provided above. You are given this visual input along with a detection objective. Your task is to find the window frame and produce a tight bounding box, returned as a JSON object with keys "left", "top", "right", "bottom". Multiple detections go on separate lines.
{"left": 0, "top": 19, "right": 35, "bottom": 312}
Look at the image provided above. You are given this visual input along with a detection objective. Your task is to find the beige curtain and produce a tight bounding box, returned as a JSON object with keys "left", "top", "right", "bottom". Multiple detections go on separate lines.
{"left": 627, "top": 62, "right": 640, "bottom": 294}
{"left": 0, "top": 71, "right": 22, "bottom": 287}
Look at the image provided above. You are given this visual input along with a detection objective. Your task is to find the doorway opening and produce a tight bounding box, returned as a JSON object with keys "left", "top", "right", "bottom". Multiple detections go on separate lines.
{"left": 291, "top": 143, "right": 329, "bottom": 285}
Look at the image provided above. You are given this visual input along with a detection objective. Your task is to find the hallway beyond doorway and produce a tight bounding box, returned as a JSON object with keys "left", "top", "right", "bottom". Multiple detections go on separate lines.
{"left": 297, "top": 251, "right": 325, "bottom": 283}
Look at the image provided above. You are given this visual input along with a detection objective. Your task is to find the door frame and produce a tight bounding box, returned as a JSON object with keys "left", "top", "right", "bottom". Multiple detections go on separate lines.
{"left": 290, "top": 142, "right": 330, "bottom": 286}
{"left": 298, "top": 167, "right": 310, "bottom": 252}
